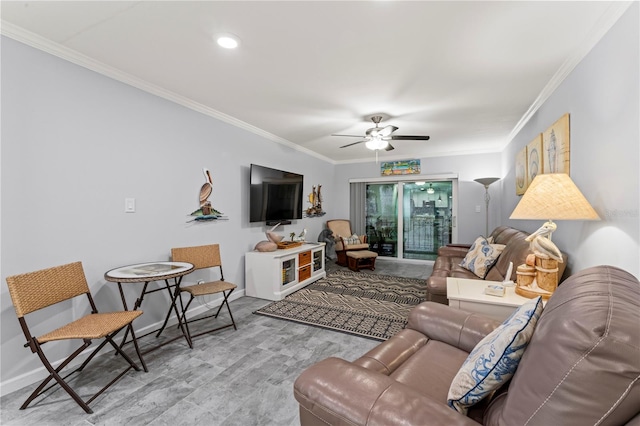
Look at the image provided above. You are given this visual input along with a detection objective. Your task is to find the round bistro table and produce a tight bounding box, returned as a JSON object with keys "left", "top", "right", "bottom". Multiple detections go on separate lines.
{"left": 105, "top": 261, "right": 195, "bottom": 367}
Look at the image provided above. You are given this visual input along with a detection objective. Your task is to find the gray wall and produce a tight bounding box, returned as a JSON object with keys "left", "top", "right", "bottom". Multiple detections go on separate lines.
{"left": 0, "top": 36, "right": 333, "bottom": 393}
{"left": 500, "top": 3, "right": 639, "bottom": 278}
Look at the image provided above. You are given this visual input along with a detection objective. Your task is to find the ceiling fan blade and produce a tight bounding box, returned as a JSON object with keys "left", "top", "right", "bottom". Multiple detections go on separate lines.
{"left": 384, "top": 143, "right": 395, "bottom": 151}
{"left": 339, "top": 140, "right": 367, "bottom": 148}
{"left": 390, "top": 135, "right": 430, "bottom": 141}
{"left": 332, "top": 134, "right": 364, "bottom": 138}
{"left": 378, "top": 125, "right": 398, "bottom": 137}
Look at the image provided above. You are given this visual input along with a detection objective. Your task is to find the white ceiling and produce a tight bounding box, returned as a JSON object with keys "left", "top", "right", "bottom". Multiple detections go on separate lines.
{"left": 1, "top": 1, "right": 631, "bottom": 163}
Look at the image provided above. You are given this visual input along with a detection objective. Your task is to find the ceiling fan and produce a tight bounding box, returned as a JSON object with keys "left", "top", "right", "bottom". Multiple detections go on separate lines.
{"left": 333, "top": 115, "right": 430, "bottom": 151}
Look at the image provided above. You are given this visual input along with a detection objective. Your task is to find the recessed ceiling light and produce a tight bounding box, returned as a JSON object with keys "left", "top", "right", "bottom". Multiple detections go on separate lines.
{"left": 216, "top": 34, "right": 240, "bottom": 49}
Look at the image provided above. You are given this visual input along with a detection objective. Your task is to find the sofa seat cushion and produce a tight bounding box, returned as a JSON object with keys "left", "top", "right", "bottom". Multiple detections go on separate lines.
{"left": 434, "top": 256, "right": 465, "bottom": 272}
{"left": 390, "top": 340, "right": 469, "bottom": 403}
{"left": 435, "top": 258, "right": 470, "bottom": 275}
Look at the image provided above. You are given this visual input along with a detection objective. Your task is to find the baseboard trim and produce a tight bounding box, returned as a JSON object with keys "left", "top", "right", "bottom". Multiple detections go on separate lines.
{"left": 0, "top": 289, "right": 245, "bottom": 397}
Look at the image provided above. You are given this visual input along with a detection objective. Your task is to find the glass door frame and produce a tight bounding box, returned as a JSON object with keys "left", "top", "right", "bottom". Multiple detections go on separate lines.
{"left": 350, "top": 173, "right": 459, "bottom": 262}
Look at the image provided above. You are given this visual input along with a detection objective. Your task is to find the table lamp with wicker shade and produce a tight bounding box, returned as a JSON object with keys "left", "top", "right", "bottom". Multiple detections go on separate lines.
{"left": 510, "top": 173, "right": 600, "bottom": 236}
{"left": 510, "top": 173, "right": 600, "bottom": 298}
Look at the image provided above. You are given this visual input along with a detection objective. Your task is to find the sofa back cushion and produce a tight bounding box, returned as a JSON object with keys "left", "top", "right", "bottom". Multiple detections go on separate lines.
{"left": 484, "top": 265, "right": 640, "bottom": 426}
{"left": 484, "top": 239, "right": 530, "bottom": 282}
{"left": 484, "top": 226, "right": 568, "bottom": 282}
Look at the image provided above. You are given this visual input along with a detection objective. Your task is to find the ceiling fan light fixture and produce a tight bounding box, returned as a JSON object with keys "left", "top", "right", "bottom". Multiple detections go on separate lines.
{"left": 365, "top": 138, "right": 388, "bottom": 150}
{"left": 334, "top": 115, "right": 430, "bottom": 152}
{"left": 216, "top": 33, "right": 240, "bottom": 49}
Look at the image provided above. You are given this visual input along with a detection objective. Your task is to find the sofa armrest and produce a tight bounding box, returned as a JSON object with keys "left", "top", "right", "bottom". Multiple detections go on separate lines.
{"left": 353, "top": 328, "right": 428, "bottom": 375}
{"left": 294, "top": 357, "right": 481, "bottom": 426}
{"left": 407, "top": 302, "right": 501, "bottom": 353}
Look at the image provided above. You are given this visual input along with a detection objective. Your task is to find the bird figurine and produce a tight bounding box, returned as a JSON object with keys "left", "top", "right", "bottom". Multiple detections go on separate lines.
{"left": 525, "top": 222, "right": 563, "bottom": 262}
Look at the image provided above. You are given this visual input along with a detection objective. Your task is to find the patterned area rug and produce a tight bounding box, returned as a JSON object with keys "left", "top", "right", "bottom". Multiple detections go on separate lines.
{"left": 254, "top": 270, "right": 426, "bottom": 341}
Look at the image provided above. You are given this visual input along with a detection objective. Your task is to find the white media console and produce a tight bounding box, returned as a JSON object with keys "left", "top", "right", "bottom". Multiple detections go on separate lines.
{"left": 245, "top": 243, "right": 326, "bottom": 301}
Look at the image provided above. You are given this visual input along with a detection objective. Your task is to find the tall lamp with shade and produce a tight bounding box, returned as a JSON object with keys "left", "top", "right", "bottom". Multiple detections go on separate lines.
{"left": 510, "top": 173, "right": 600, "bottom": 298}
{"left": 474, "top": 177, "right": 500, "bottom": 237}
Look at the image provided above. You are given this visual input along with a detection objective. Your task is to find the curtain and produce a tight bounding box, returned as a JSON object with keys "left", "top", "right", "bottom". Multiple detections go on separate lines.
{"left": 350, "top": 182, "right": 366, "bottom": 235}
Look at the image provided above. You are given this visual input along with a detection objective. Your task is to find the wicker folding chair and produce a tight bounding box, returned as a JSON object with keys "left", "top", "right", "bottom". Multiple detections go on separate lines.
{"left": 170, "top": 244, "right": 237, "bottom": 343}
{"left": 5, "top": 261, "right": 146, "bottom": 414}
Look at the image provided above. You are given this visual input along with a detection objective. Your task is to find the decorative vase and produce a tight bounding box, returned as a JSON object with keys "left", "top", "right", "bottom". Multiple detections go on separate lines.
{"left": 255, "top": 240, "right": 277, "bottom": 252}
{"left": 266, "top": 232, "right": 283, "bottom": 243}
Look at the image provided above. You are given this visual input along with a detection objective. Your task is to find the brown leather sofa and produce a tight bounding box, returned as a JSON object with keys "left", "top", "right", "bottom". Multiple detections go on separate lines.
{"left": 427, "top": 226, "right": 567, "bottom": 304}
{"left": 294, "top": 265, "right": 640, "bottom": 425}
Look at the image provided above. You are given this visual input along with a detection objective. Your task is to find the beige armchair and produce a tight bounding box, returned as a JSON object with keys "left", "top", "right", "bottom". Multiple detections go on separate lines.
{"left": 326, "top": 219, "right": 369, "bottom": 266}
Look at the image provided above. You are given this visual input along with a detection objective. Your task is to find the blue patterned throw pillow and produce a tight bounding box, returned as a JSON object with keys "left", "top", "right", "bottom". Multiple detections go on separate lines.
{"left": 459, "top": 236, "right": 506, "bottom": 278}
{"left": 447, "top": 297, "right": 543, "bottom": 414}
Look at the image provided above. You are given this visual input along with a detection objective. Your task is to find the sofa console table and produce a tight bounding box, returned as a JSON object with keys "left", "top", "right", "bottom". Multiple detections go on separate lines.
{"left": 245, "top": 243, "right": 326, "bottom": 301}
{"left": 446, "top": 276, "right": 532, "bottom": 321}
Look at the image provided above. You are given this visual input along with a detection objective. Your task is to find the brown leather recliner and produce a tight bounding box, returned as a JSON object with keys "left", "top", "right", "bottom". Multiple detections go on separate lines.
{"left": 294, "top": 265, "right": 640, "bottom": 425}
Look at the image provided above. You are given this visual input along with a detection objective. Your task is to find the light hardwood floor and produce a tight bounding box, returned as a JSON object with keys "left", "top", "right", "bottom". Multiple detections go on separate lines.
{"left": 0, "top": 259, "right": 432, "bottom": 426}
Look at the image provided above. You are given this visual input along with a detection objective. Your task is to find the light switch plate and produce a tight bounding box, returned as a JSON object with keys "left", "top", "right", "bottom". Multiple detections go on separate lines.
{"left": 125, "top": 198, "right": 136, "bottom": 213}
{"left": 475, "top": 205, "right": 481, "bottom": 213}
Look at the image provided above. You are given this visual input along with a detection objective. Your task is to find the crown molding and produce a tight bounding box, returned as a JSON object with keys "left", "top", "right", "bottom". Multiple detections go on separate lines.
{"left": 0, "top": 20, "right": 336, "bottom": 164}
{"left": 506, "top": 1, "right": 634, "bottom": 145}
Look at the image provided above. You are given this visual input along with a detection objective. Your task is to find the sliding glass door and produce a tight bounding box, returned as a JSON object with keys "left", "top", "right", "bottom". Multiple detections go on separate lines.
{"left": 402, "top": 181, "right": 453, "bottom": 260}
{"left": 352, "top": 177, "right": 456, "bottom": 262}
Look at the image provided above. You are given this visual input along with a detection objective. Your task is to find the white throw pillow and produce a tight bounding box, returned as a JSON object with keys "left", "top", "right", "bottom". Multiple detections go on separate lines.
{"left": 343, "top": 234, "right": 361, "bottom": 245}
{"left": 459, "top": 236, "right": 505, "bottom": 278}
{"left": 447, "top": 297, "right": 544, "bottom": 414}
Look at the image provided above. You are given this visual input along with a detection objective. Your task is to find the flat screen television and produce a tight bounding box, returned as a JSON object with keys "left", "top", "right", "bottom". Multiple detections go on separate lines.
{"left": 249, "top": 164, "right": 303, "bottom": 224}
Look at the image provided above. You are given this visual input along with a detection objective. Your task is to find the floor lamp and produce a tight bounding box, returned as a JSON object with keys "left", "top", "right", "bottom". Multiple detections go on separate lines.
{"left": 474, "top": 177, "right": 500, "bottom": 237}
